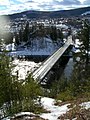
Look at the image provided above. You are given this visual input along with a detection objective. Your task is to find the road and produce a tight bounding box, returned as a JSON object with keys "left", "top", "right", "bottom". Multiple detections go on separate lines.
{"left": 32, "top": 35, "right": 72, "bottom": 81}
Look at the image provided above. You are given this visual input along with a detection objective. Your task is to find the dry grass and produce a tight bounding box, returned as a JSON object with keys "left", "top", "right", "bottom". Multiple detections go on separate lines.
{"left": 58, "top": 96, "right": 90, "bottom": 120}
{"left": 58, "top": 107, "right": 90, "bottom": 120}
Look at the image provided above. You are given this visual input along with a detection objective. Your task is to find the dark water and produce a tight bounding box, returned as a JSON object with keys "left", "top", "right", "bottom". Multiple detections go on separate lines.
{"left": 40, "top": 56, "right": 74, "bottom": 87}
{"left": 18, "top": 55, "right": 49, "bottom": 62}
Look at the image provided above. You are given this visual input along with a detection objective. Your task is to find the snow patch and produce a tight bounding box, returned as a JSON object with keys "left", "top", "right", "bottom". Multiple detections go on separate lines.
{"left": 80, "top": 101, "right": 90, "bottom": 110}
{"left": 12, "top": 59, "right": 41, "bottom": 80}
{"left": 82, "top": 11, "right": 90, "bottom": 16}
{"left": 5, "top": 43, "right": 16, "bottom": 51}
{"left": 40, "top": 97, "right": 70, "bottom": 120}
{"left": 74, "top": 39, "right": 82, "bottom": 48}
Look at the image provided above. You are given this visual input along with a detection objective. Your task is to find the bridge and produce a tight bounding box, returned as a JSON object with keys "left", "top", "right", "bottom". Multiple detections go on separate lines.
{"left": 32, "top": 35, "right": 73, "bottom": 81}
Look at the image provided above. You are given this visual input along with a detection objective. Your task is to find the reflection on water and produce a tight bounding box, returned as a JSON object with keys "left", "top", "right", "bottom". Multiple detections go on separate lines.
{"left": 63, "top": 58, "right": 74, "bottom": 79}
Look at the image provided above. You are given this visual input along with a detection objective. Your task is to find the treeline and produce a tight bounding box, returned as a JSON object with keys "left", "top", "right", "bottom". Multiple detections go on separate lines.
{"left": 15, "top": 21, "right": 64, "bottom": 45}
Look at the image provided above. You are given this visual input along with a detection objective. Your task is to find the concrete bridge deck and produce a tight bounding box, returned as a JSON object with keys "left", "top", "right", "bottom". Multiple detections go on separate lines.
{"left": 32, "top": 35, "right": 73, "bottom": 81}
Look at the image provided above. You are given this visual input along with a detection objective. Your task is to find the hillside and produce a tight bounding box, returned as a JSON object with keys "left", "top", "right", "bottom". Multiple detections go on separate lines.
{"left": 6, "top": 6, "right": 90, "bottom": 19}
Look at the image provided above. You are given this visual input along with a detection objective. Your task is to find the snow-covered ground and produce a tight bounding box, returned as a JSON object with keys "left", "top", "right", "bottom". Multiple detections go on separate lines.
{"left": 82, "top": 11, "right": 90, "bottom": 16}
{"left": 2, "top": 97, "right": 70, "bottom": 120}
{"left": 72, "top": 39, "right": 81, "bottom": 53}
{"left": 74, "top": 39, "right": 82, "bottom": 48}
{"left": 40, "top": 97, "right": 70, "bottom": 120}
{"left": 80, "top": 101, "right": 90, "bottom": 110}
{"left": 6, "top": 43, "right": 16, "bottom": 51}
{"left": 9, "top": 37, "right": 61, "bottom": 56}
{"left": 3, "top": 97, "right": 90, "bottom": 120}
{"left": 12, "top": 59, "right": 41, "bottom": 80}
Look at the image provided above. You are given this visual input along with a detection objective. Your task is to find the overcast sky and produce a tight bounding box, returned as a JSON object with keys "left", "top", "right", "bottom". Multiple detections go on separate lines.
{"left": 0, "top": 0, "right": 90, "bottom": 15}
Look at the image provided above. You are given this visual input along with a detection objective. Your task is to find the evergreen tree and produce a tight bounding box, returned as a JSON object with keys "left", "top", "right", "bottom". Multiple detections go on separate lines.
{"left": 0, "top": 52, "right": 13, "bottom": 116}
{"left": 23, "top": 21, "right": 29, "bottom": 42}
{"left": 22, "top": 74, "right": 42, "bottom": 112}
{"left": 15, "top": 33, "right": 20, "bottom": 45}
{"left": 19, "top": 29, "right": 23, "bottom": 42}
{"left": 77, "top": 19, "right": 90, "bottom": 79}
{"left": 50, "top": 26, "right": 58, "bottom": 41}
{"left": 0, "top": 51, "right": 23, "bottom": 117}
{"left": 68, "top": 19, "right": 90, "bottom": 98}
{"left": 57, "top": 29, "right": 63, "bottom": 40}
{"left": 49, "top": 77, "right": 68, "bottom": 98}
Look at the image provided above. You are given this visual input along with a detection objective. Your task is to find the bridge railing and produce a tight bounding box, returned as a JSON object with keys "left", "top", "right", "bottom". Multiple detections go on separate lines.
{"left": 34, "top": 35, "right": 72, "bottom": 70}
{"left": 32, "top": 35, "right": 72, "bottom": 80}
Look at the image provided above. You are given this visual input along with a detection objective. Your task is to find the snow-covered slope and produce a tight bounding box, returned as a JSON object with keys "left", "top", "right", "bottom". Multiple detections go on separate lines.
{"left": 9, "top": 37, "right": 62, "bottom": 56}
{"left": 82, "top": 11, "right": 90, "bottom": 15}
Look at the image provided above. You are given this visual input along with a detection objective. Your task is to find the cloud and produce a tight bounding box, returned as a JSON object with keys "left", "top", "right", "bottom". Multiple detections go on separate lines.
{"left": 35, "top": 0, "right": 83, "bottom": 11}
{"left": 0, "top": 0, "right": 10, "bottom": 6}
{"left": 83, "top": 0, "right": 90, "bottom": 4}
{"left": 0, "top": 0, "right": 89, "bottom": 15}
{"left": 54, "top": 0, "right": 81, "bottom": 5}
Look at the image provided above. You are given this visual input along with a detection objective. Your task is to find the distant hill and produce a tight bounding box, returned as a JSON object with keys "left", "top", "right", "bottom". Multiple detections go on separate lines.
{"left": 8, "top": 11, "right": 50, "bottom": 19}
{"left": 3, "top": 6, "right": 90, "bottom": 19}
{"left": 50, "top": 6, "right": 90, "bottom": 18}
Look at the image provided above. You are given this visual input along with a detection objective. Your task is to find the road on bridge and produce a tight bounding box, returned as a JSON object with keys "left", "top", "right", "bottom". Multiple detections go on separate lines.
{"left": 32, "top": 35, "right": 72, "bottom": 81}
